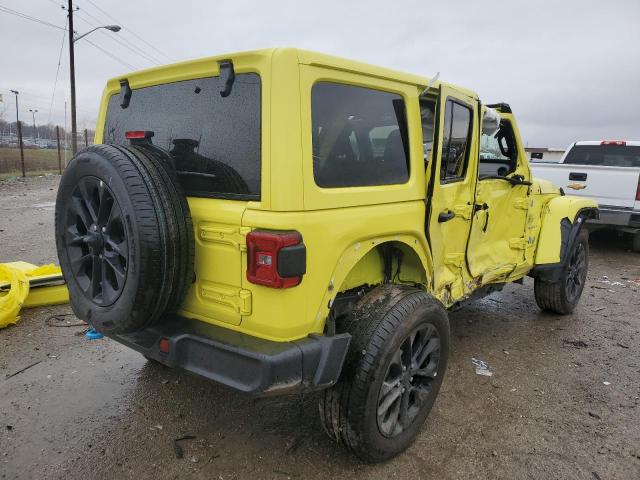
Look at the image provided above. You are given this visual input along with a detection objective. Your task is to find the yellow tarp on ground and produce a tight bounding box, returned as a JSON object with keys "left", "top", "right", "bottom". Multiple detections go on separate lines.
{"left": 0, "top": 262, "right": 69, "bottom": 329}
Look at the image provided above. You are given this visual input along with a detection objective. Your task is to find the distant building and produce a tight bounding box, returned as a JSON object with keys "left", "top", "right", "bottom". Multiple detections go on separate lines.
{"left": 525, "top": 147, "right": 566, "bottom": 163}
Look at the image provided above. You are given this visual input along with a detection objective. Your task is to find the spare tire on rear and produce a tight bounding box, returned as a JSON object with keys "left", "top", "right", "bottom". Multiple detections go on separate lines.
{"left": 55, "top": 144, "right": 195, "bottom": 334}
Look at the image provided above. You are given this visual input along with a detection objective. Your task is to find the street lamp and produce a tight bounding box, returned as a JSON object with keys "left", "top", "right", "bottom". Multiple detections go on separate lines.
{"left": 73, "top": 25, "right": 121, "bottom": 43}
{"left": 9, "top": 89, "right": 25, "bottom": 177}
{"left": 67, "top": 0, "right": 120, "bottom": 155}
{"left": 29, "top": 109, "right": 38, "bottom": 144}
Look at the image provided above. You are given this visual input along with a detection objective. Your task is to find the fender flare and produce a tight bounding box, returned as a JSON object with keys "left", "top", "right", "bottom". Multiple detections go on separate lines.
{"left": 530, "top": 206, "right": 598, "bottom": 282}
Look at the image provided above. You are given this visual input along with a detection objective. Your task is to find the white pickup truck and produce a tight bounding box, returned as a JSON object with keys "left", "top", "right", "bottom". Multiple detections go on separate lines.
{"left": 531, "top": 140, "right": 640, "bottom": 251}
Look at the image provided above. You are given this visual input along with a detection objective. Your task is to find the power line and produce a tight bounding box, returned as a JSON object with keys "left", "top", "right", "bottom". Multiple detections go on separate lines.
{"left": 82, "top": 37, "right": 138, "bottom": 71}
{"left": 48, "top": 17, "right": 68, "bottom": 123}
{"left": 74, "top": 12, "right": 161, "bottom": 66}
{"left": 0, "top": 4, "right": 66, "bottom": 30}
{"left": 74, "top": 4, "right": 164, "bottom": 65}
{"left": 83, "top": 0, "right": 175, "bottom": 62}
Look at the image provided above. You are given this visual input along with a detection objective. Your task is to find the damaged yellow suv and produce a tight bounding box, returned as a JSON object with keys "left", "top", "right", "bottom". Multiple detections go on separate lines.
{"left": 55, "top": 48, "right": 598, "bottom": 462}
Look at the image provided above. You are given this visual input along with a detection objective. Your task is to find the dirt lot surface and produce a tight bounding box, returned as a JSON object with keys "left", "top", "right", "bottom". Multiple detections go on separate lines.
{"left": 1, "top": 176, "right": 639, "bottom": 480}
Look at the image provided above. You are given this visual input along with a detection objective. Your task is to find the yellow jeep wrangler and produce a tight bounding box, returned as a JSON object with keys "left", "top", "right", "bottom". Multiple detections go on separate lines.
{"left": 54, "top": 48, "right": 598, "bottom": 462}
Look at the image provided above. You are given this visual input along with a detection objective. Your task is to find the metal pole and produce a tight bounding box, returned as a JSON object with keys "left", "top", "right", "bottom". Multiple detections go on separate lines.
{"left": 30, "top": 109, "right": 38, "bottom": 144}
{"left": 68, "top": 0, "right": 77, "bottom": 155}
{"left": 64, "top": 100, "right": 68, "bottom": 167}
{"left": 10, "top": 90, "right": 25, "bottom": 177}
{"left": 16, "top": 121, "right": 25, "bottom": 177}
{"left": 56, "top": 126, "right": 62, "bottom": 174}
{"left": 84, "top": 128, "right": 88, "bottom": 147}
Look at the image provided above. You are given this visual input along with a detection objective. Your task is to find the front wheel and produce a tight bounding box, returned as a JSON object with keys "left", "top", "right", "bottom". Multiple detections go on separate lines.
{"left": 319, "top": 285, "right": 450, "bottom": 463}
{"left": 534, "top": 230, "right": 589, "bottom": 314}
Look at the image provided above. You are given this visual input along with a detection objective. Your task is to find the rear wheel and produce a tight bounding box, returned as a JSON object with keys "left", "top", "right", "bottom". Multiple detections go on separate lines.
{"left": 534, "top": 230, "right": 589, "bottom": 314}
{"left": 319, "top": 285, "right": 449, "bottom": 463}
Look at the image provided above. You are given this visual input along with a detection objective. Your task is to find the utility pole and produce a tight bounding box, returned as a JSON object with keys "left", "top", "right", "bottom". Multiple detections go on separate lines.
{"left": 29, "top": 109, "right": 38, "bottom": 144}
{"left": 67, "top": 0, "right": 77, "bottom": 155}
{"left": 65, "top": 0, "right": 120, "bottom": 155}
{"left": 10, "top": 90, "right": 25, "bottom": 177}
{"left": 56, "top": 126, "right": 62, "bottom": 174}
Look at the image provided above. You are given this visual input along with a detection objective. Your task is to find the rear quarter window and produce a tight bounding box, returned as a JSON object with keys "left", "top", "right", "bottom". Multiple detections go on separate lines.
{"left": 311, "top": 82, "right": 410, "bottom": 188}
{"left": 104, "top": 73, "right": 261, "bottom": 200}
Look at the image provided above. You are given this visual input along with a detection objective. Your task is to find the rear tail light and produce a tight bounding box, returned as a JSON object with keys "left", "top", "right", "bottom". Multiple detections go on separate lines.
{"left": 158, "top": 338, "right": 170, "bottom": 354}
{"left": 600, "top": 140, "right": 626, "bottom": 146}
{"left": 636, "top": 175, "right": 640, "bottom": 202}
{"left": 246, "top": 230, "right": 306, "bottom": 288}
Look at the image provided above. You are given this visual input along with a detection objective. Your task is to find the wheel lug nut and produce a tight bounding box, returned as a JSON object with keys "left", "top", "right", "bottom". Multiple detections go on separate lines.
{"left": 410, "top": 377, "right": 414, "bottom": 382}
{"left": 402, "top": 366, "right": 406, "bottom": 371}
{"left": 401, "top": 388, "right": 406, "bottom": 393}
{"left": 101, "top": 227, "right": 106, "bottom": 233}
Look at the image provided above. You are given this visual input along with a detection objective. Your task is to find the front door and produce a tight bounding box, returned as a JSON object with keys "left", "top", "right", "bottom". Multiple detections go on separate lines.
{"left": 426, "top": 87, "right": 477, "bottom": 302}
{"left": 466, "top": 109, "right": 530, "bottom": 282}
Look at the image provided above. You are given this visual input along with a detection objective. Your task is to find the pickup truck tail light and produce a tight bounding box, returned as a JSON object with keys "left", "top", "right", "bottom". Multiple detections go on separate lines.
{"left": 636, "top": 175, "right": 640, "bottom": 202}
{"left": 246, "top": 230, "right": 306, "bottom": 288}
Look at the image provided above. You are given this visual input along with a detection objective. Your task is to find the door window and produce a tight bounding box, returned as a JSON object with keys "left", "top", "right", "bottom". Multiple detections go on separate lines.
{"left": 440, "top": 100, "right": 472, "bottom": 182}
{"left": 479, "top": 120, "right": 517, "bottom": 177}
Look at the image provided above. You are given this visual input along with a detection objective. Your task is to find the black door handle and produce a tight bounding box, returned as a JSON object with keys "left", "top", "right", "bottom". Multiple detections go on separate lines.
{"left": 438, "top": 210, "right": 455, "bottom": 222}
{"left": 569, "top": 172, "right": 587, "bottom": 181}
{"left": 473, "top": 202, "right": 489, "bottom": 213}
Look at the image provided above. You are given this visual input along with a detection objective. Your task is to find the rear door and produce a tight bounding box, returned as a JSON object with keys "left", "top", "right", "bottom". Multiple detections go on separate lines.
{"left": 102, "top": 71, "right": 262, "bottom": 326}
{"left": 426, "top": 86, "right": 477, "bottom": 300}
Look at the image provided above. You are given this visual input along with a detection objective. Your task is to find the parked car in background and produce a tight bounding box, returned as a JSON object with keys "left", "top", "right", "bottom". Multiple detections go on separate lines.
{"left": 531, "top": 140, "right": 640, "bottom": 251}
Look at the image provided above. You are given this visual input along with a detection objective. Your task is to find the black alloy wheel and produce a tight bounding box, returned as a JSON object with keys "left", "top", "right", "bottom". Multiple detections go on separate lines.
{"left": 565, "top": 241, "right": 587, "bottom": 303}
{"left": 65, "top": 176, "right": 128, "bottom": 306}
{"left": 377, "top": 323, "right": 441, "bottom": 438}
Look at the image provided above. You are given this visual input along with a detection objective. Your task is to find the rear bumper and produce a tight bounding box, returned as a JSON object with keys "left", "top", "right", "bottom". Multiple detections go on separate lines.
{"left": 588, "top": 206, "right": 640, "bottom": 229}
{"left": 109, "top": 318, "right": 351, "bottom": 396}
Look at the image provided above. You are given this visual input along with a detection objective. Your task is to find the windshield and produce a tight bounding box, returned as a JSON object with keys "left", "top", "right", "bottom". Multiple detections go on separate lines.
{"left": 104, "top": 73, "right": 261, "bottom": 200}
{"left": 564, "top": 145, "right": 640, "bottom": 167}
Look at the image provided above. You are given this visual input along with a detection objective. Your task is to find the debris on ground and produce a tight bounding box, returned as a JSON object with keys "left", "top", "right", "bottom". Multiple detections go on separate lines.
{"left": 173, "top": 435, "right": 196, "bottom": 459}
{"left": 471, "top": 358, "right": 493, "bottom": 377}
{"left": 0, "top": 262, "right": 69, "bottom": 328}
{"left": 588, "top": 411, "right": 601, "bottom": 419}
{"left": 5, "top": 360, "right": 42, "bottom": 379}
{"left": 45, "top": 313, "right": 86, "bottom": 328}
{"left": 603, "top": 381, "right": 611, "bottom": 386}
{"left": 562, "top": 339, "right": 589, "bottom": 348}
{"left": 85, "top": 328, "right": 104, "bottom": 340}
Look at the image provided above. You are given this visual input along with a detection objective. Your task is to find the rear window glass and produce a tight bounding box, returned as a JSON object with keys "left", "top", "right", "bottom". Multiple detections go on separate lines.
{"left": 104, "top": 73, "right": 261, "bottom": 200}
{"left": 564, "top": 145, "right": 640, "bottom": 167}
{"left": 311, "top": 82, "right": 410, "bottom": 188}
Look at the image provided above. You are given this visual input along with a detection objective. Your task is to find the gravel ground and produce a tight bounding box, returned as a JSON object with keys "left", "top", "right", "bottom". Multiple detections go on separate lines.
{"left": 1, "top": 175, "right": 639, "bottom": 480}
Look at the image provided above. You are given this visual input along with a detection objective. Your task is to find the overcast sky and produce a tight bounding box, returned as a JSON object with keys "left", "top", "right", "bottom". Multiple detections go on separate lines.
{"left": 1, "top": 0, "right": 639, "bottom": 147}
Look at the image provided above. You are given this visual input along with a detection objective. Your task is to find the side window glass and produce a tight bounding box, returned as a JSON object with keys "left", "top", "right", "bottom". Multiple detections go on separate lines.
{"left": 440, "top": 100, "right": 472, "bottom": 182}
{"left": 311, "top": 82, "right": 410, "bottom": 188}
{"left": 479, "top": 120, "right": 517, "bottom": 178}
{"left": 420, "top": 100, "right": 436, "bottom": 166}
